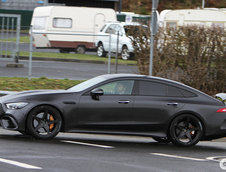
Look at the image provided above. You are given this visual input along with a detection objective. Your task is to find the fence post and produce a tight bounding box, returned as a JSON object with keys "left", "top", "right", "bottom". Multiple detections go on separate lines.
{"left": 15, "top": 15, "right": 21, "bottom": 63}
{"left": 115, "top": 31, "right": 119, "bottom": 73}
{"left": 28, "top": 26, "right": 33, "bottom": 79}
{"left": 108, "top": 34, "right": 112, "bottom": 74}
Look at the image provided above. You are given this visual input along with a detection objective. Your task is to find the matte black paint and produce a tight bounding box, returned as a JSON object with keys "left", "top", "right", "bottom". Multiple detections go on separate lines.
{"left": 0, "top": 74, "right": 225, "bottom": 141}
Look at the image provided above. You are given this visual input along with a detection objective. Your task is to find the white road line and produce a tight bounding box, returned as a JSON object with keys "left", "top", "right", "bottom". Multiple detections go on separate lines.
{"left": 0, "top": 158, "right": 42, "bottom": 169}
{"left": 150, "top": 153, "right": 207, "bottom": 162}
{"left": 61, "top": 140, "right": 114, "bottom": 149}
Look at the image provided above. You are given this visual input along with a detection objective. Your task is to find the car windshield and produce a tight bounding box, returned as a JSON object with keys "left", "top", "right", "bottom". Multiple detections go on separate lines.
{"left": 67, "top": 76, "right": 107, "bottom": 92}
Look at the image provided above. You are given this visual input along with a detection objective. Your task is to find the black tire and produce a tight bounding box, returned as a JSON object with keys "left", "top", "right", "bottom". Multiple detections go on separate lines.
{"left": 169, "top": 114, "right": 203, "bottom": 147}
{"left": 152, "top": 137, "right": 171, "bottom": 144}
{"left": 97, "top": 43, "right": 106, "bottom": 57}
{"left": 76, "top": 46, "right": 86, "bottom": 54}
{"left": 121, "top": 46, "right": 130, "bottom": 60}
{"left": 26, "top": 105, "right": 62, "bottom": 140}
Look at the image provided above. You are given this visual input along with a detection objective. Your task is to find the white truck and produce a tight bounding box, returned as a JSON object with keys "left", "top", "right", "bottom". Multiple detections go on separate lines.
{"left": 31, "top": 6, "right": 117, "bottom": 53}
{"left": 159, "top": 8, "right": 226, "bottom": 28}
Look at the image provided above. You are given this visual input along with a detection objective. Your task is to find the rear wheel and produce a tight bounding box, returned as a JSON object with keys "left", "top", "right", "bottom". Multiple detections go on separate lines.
{"left": 97, "top": 43, "right": 106, "bottom": 57}
{"left": 169, "top": 114, "right": 203, "bottom": 147}
{"left": 27, "top": 105, "right": 62, "bottom": 139}
{"left": 76, "top": 46, "right": 86, "bottom": 54}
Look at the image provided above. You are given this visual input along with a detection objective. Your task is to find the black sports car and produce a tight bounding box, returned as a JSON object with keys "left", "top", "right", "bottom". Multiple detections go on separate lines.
{"left": 0, "top": 74, "right": 225, "bottom": 147}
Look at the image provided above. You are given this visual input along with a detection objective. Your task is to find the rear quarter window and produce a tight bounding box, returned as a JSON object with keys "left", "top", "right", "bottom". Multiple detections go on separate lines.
{"left": 138, "top": 80, "right": 197, "bottom": 97}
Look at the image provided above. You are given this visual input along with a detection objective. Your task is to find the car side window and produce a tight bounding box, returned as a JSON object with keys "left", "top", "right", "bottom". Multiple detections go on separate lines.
{"left": 139, "top": 81, "right": 197, "bottom": 97}
{"left": 139, "top": 81, "right": 167, "bottom": 96}
{"left": 99, "top": 80, "right": 134, "bottom": 95}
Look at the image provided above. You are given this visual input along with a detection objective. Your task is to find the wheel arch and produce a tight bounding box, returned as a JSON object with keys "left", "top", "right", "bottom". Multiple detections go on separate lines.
{"left": 167, "top": 111, "right": 206, "bottom": 138}
{"left": 25, "top": 104, "right": 65, "bottom": 132}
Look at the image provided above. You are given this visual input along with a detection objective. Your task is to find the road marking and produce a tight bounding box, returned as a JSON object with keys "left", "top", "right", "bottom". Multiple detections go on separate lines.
{"left": 150, "top": 153, "right": 207, "bottom": 162}
{"left": 0, "top": 158, "right": 42, "bottom": 169}
{"left": 61, "top": 140, "right": 114, "bottom": 149}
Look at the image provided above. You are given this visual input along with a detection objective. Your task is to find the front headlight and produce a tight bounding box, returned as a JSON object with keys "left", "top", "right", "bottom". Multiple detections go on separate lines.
{"left": 6, "top": 102, "right": 28, "bottom": 110}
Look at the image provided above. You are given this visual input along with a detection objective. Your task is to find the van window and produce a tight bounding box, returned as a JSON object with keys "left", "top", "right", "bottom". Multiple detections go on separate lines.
{"left": 33, "top": 17, "right": 46, "bottom": 30}
{"left": 53, "top": 18, "right": 72, "bottom": 28}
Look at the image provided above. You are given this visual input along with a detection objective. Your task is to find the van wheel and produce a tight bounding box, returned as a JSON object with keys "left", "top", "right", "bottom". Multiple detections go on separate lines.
{"left": 121, "top": 46, "right": 130, "bottom": 60}
{"left": 97, "top": 43, "right": 106, "bottom": 57}
{"left": 76, "top": 46, "right": 86, "bottom": 54}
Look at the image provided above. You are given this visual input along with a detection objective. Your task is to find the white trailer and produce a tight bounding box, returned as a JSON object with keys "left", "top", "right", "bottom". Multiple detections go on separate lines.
{"left": 159, "top": 8, "right": 226, "bottom": 29}
{"left": 31, "top": 6, "right": 117, "bottom": 53}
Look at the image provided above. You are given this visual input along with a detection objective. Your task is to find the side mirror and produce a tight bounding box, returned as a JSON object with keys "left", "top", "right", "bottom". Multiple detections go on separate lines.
{"left": 90, "top": 88, "right": 104, "bottom": 100}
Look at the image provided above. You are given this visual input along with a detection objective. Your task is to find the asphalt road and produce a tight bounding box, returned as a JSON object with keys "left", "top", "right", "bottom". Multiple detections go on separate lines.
{"left": 0, "top": 60, "right": 138, "bottom": 80}
{"left": 0, "top": 129, "right": 226, "bottom": 172}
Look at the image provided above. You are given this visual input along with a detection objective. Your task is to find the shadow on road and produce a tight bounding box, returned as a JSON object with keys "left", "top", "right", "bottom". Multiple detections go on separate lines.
{"left": 0, "top": 133, "right": 226, "bottom": 153}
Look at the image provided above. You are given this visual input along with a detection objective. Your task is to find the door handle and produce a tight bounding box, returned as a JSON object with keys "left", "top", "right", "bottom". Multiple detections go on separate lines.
{"left": 118, "top": 100, "right": 130, "bottom": 104}
{"left": 167, "top": 102, "right": 178, "bottom": 106}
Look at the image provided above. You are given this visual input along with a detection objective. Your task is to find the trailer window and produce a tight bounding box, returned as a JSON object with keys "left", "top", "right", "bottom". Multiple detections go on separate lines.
{"left": 53, "top": 18, "right": 72, "bottom": 28}
{"left": 33, "top": 17, "right": 46, "bottom": 30}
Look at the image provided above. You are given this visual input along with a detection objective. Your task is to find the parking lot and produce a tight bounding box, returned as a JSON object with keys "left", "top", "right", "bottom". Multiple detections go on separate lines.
{"left": 0, "top": 129, "right": 226, "bottom": 172}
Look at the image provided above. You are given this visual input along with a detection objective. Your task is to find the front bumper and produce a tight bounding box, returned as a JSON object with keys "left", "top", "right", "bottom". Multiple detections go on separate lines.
{"left": 0, "top": 103, "right": 28, "bottom": 131}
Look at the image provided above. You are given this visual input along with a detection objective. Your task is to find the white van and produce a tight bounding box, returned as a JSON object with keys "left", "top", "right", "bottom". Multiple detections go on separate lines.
{"left": 159, "top": 8, "right": 226, "bottom": 28}
{"left": 31, "top": 6, "right": 117, "bottom": 53}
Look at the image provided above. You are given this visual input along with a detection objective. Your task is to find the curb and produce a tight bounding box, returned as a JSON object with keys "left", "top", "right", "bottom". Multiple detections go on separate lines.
{"left": 19, "top": 56, "right": 136, "bottom": 66}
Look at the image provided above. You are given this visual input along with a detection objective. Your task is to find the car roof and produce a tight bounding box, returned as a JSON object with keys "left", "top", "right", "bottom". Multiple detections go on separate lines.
{"left": 99, "top": 73, "right": 207, "bottom": 95}
{"left": 100, "top": 73, "right": 184, "bottom": 85}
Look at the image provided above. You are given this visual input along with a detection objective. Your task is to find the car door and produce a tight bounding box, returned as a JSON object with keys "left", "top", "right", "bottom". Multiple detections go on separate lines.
{"left": 77, "top": 79, "right": 136, "bottom": 131}
{"left": 133, "top": 80, "right": 185, "bottom": 134}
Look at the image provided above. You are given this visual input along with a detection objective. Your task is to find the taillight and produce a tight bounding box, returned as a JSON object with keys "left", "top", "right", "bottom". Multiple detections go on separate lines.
{"left": 217, "top": 108, "right": 226, "bottom": 112}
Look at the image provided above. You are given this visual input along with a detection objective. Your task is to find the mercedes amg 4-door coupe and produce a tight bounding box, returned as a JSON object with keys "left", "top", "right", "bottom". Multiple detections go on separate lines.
{"left": 0, "top": 74, "right": 225, "bottom": 147}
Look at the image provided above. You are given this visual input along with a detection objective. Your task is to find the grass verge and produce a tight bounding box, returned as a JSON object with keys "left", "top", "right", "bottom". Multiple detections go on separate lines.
{"left": 19, "top": 51, "right": 137, "bottom": 65}
{"left": 0, "top": 77, "right": 83, "bottom": 91}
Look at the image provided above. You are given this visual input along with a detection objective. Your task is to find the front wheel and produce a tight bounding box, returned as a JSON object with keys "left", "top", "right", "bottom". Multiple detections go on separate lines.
{"left": 26, "top": 105, "right": 62, "bottom": 139}
{"left": 97, "top": 43, "right": 106, "bottom": 57}
{"left": 121, "top": 46, "right": 131, "bottom": 60}
{"left": 169, "top": 114, "right": 203, "bottom": 147}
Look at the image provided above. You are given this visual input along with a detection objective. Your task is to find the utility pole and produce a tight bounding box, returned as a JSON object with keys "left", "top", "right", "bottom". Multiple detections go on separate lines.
{"left": 202, "top": 0, "right": 205, "bottom": 9}
{"left": 118, "top": 0, "right": 122, "bottom": 13}
{"left": 149, "top": 0, "right": 159, "bottom": 76}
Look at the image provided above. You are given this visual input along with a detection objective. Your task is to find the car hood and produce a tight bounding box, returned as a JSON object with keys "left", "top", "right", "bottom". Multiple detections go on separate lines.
{"left": 0, "top": 89, "right": 74, "bottom": 103}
